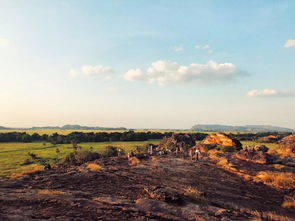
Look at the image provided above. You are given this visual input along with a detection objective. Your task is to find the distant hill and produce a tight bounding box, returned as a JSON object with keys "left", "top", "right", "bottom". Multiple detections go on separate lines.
{"left": 32, "top": 124, "right": 128, "bottom": 130}
{"left": 191, "top": 124, "right": 295, "bottom": 132}
{"left": 0, "top": 125, "right": 127, "bottom": 131}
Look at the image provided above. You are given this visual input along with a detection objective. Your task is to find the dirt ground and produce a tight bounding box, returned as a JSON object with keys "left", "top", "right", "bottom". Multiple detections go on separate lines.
{"left": 0, "top": 154, "right": 294, "bottom": 221}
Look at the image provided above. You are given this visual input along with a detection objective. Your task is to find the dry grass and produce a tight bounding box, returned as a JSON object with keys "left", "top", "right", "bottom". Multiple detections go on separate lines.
{"left": 151, "top": 156, "right": 157, "bottom": 161}
{"left": 281, "top": 196, "right": 295, "bottom": 209}
{"left": 87, "top": 163, "right": 102, "bottom": 171}
{"left": 38, "top": 189, "right": 65, "bottom": 195}
{"left": 128, "top": 157, "right": 140, "bottom": 166}
{"left": 254, "top": 171, "right": 295, "bottom": 189}
{"left": 10, "top": 164, "right": 43, "bottom": 179}
{"left": 273, "top": 164, "right": 285, "bottom": 170}
{"left": 183, "top": 186, "right": 206, "bottom": 204}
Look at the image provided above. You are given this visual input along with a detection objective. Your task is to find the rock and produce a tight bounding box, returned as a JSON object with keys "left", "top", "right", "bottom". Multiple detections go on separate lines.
{"left": 233, "top": 149, "right": 273, "bottom": 164}
{"left": 143, "top": 186, "right": 183, "bottom": 203}
{"left": 200, "top": 133, "right": 242, "bottom": 150}
{"left": 249, "top": 145, "right": 269, "bottom": 153}
{"left": 258, "top": 135, "right": 282, "bottom": 143}
{"left": 158, "top": 133, "right": 196, "bottom": 152}
{"left": 279, "top": 135, "right": 295, "bottom": 154}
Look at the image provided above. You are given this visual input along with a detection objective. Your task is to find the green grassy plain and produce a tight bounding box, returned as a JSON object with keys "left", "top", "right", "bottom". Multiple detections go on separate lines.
{"left": 0, "top": 140, "right": 160, "bottom": 177}
{"left": 0, "top": 139, "right": 281, "bottom": 178}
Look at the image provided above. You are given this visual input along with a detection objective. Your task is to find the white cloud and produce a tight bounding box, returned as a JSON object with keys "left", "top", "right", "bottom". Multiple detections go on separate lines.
{"left": 171, "top": 45, "right": 183, "bottom": 52}
{"left": 68, "top": 69, "right": 78, "bottom": 77}
{"left": 284, "top": 39, "right": 295, "bottom": 48}
{"left": 195, "top": 44, "right": 214, "bottom": 53}
{"left": 68, "top": 65, "right": 114, "bottom": 77}
{"left": 81, "top": 65, "right": 113, "bottom": 76}
{"left": 0, "top": 38, "right": 9, "bottom": 46}
{"left": 124, "top": 60, "right": 247, "bottom": 86}
{"left": 247, "top": 89, "right": 293, "bottom": 97}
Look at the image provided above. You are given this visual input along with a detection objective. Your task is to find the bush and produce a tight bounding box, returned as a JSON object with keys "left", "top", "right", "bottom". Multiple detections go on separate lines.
{"left": 254, "top": 171, "right": 295, "bottom": 189}
{"left": 216, "top": 145, "right": 237, "bottom": 153}
{"left": 103, "top": 146, "right": 119, "bottom": 157}
{"left": 22, "top": 158, "right": 34, "bottom": 165}
{"left": 62, "top": 151, "right": 100, "bottom": 166}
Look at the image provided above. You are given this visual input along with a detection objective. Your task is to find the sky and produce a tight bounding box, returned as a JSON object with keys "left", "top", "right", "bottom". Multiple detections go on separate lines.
{"left": 0, "top": 0, "right": 294, "bottom": 129}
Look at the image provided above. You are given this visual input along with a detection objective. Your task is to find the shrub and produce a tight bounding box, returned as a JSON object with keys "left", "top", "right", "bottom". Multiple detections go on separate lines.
{"left": 87, "top": 163, "right": 102, "bottom": 171}
{"left": 22, "top": 158, "right": 34, "bottom": 165}
{"left": 10, "top": 164, "right": 43, "bottom": 179}
{"left": 38, "top": 189, "right": 65, "bottom": 195}
{"left": 282, "top": 196, "right": 295, "bottom": 209}
{"left": 27, "top": 152, "right": 38, "bottom": 160}
{"left": 103, "top": 146, "right": 119, "bottom": 157}
{"left": 128, "top": 157, "right": 140, "bottom": 166}
{"left": 62, "top": 151, "right": 100, "bottom": 166}
{"left": 216, "top": 145, "right": 237, "bottom": 153}
{"left": 183, "top": 186, "right": 207, "bottom": 205}
{"left": 254, "top": 171, "right": 295, "bottom": 189}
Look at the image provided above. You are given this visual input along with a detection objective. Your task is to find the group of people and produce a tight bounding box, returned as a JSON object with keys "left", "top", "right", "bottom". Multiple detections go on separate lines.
{"left": 146, "top": 145, "right": 202, "bottom": 161}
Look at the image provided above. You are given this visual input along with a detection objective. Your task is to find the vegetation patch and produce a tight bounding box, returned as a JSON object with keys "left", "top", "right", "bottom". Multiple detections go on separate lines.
{"left": 62, "top": 150, "right": 100, "bottom": 166}
{"left": 281, "top": 196, "right": 295, "bottom": 209}
{"left": 86, "top": 163, "right": 102, "bottom": 171}
{"left": 38, "top": 189, "right": 65, "bottom": 195}
{"left": 10, "top": 164, "right": 43, "bottom": 179}
{"left": 254, "top": 171, "right": 295, "bottom": 189}
{"left": 128, "top": 156, "right": 140, "bottom": 166}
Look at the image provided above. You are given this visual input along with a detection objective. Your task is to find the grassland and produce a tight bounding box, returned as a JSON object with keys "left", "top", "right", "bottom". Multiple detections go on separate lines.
{"left": 0, "top": 140, "right": 160, "bottom": 177}
{"left": 0, "top": 137, "right": 281, "bottom": 178}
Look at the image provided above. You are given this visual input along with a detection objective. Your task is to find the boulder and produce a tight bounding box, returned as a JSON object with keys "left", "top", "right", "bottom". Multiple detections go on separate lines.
{"left": 143, "top": 186, "right": 183, "bottom": 203}
{"left": 200, "top": 133, "right": 242, "bottom": 150}
{"left": 249, "top": 145, "right": 269, "bottom": 153}
{"left": 233, "top": 149, "right": 273, "bottom": 164}
{"left": 158, "top": 133, "right": 195, "bottom": 152}
{"left": 258, "top": 135, "right": 282, "bottom": 143}
{"left": 279, "top": 135, "right": 295, "bottom": 153}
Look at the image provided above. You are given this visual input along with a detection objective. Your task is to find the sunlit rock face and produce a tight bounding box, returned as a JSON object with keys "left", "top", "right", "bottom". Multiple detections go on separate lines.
{"left": 201, "top": 133, "right": 242, "bottom": 149}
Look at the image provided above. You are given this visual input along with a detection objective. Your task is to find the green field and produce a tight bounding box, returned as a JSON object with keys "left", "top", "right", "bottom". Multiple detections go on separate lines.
{"left": 0, "top": 140, "right": 160, "bottom": 177}
{"left": 0, "top": 140, "right": 280, "bottom": 178}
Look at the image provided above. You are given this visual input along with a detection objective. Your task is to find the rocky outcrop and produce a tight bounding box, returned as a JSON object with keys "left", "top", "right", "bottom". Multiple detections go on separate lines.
{"left": 200, "top": 133, "right": 242, "bottom": 150}
{"left": 158, "top": 133, "right": 195, "bottom": 152}
{"left": 258, "top": 135, "right": 282, "bottom": 143}
{"left": 279, "top": 135, "right": 295, "bottom": 153}
{"left": 233, "top": 148, "right": 273, "bottom": 164}
{"left": 144, "top": 186, "right": 183, "bottom": 203}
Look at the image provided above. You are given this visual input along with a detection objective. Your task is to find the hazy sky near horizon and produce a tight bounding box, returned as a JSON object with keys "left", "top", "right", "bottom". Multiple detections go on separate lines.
{"left": 0, "top": 0, "right": 295, "bottom": 129}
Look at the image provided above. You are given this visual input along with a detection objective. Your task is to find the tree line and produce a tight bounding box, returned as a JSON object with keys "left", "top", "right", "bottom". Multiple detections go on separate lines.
{"left": 0, "top": 131, "right": 291, "bottom": 143}
{"left": 0, "top": 131, "right": 208, "bottom": 143}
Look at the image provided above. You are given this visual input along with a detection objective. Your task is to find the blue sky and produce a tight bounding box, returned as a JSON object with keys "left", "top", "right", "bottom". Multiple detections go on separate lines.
{"left": 0, "top": 0, "right": 294, "bottom": 129}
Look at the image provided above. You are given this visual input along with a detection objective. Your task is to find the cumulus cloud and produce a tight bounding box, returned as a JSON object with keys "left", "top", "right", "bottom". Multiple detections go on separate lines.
{"left": 247, "top": 89, "right": 293, "bottom": 97}
{"left": 0, "top": 38, "right": 9, "bottom": 46}
{"left": 195, "top": 44, "right": 213, "bottom": 53}
{"left": 68, "top": 65, "right": 114, "bottom": 78}
{"left": 81, "top": 65, "right": 113, "bottom": 76}
{"left": 284, "top": 39, "right": 295, "bottom": 48}
{"left": 123, "top": 60, "right": 248, "bottom": 86}
{"left": 171, "top": 45, "right": 183, "bottom": 52}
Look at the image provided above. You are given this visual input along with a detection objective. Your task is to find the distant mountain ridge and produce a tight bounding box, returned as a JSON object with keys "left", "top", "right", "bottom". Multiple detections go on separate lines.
{"left": 191, "top": 124, "right": 295, "bottom": 132}
{"left": 0, "top": 124, "right": 127, "bottom": 130}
